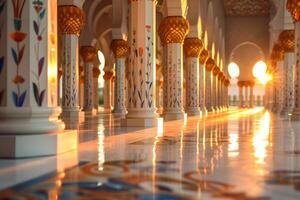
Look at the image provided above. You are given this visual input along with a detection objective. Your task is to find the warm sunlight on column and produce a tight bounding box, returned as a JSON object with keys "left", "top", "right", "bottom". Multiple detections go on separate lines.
{"left": 48, "top": 0, "right": 58, "bottom": 107}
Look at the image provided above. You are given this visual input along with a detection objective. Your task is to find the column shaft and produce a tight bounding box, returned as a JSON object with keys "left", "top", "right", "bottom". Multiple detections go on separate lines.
{"left": 122, "top": 0, "right": 159, "bottom": 126}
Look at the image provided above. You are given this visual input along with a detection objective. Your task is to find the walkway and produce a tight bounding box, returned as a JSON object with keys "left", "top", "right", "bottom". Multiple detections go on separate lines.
{"left": 0, "top": 108, "right": 300, "bottom": 199}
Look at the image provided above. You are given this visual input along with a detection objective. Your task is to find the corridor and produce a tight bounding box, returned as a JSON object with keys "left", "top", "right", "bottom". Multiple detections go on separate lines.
{"left": 0, "top": 108, "right": 299, "bottom": 199}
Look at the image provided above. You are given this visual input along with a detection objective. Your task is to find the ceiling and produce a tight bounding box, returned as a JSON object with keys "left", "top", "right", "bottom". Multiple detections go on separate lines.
{"left": 223, "top": 0, "right": 271, "bottom": 16}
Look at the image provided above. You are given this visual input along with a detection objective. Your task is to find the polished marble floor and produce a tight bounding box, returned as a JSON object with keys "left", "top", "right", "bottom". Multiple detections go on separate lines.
{"left": 0, "top": 108, "right": 300, "bottom": 199}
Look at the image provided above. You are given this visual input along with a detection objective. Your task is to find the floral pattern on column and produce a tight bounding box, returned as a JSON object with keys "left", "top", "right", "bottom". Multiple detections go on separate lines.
{"left": 0, "top": 0, "right": 5, "bottom": 105}
{"left": 158, "top": 16, "right": 189, "bottom": 117}
{"left": 32, "top": 0, "right": 46, "bottom": 106}
{"left": 11, "top": 0, "right": 27, "bottom": 107}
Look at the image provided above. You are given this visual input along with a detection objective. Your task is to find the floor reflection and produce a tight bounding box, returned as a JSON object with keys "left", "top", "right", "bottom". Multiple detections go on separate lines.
{"left": 1, "top": 108, "right": 300, "bottom": 199}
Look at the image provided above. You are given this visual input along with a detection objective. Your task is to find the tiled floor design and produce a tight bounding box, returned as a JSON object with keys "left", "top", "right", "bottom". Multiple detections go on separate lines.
{"left": 0, "top": 108, "right": 300, "bottom": 199}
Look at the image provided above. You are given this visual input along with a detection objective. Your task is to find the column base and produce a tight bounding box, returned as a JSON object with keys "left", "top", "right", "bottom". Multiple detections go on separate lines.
{"left": 201, "top": 108, "right": 208, "bottom": 117}
{"left": 186, "top": 107, "right": 200, "bottom": 116}
{"left": 163, "top": 112, "right": 187, "bottom": 121}
{"left": 60, "top": 107, "right": 79, "bottom": 129}
{"left": 113, "top": 108, "right": 127, "bottom": 116}
{"left": 290, "top": 109, "right": 300, "bottom": 120}
{"left": 0, "top": 130, "right": 77, "bottom": 158}
{"left": 121, "top": 117, "right": 163, "bottom": 127}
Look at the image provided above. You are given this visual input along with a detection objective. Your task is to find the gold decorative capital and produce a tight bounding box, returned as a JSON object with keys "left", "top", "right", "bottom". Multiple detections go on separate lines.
{"left": 218, "top": 71, "right": 223, "bottom": 80}
{"left": 287, "top": 0, "right": 300, "bottom": 22}
{"left": 278, "top": 30, "right": 295, "bottom": 53}
{"left": 212, "top": 66, "right": 220, "bottom": 76}
{"left": 103, "top": 71, "right": 114, "bottom": 80}
{"left": 183, "top": 38, "right": 203, "bottom": 57}
{"left": 58, "top": 6, "right": 85, "bottom": 36}
{"left": 271, "top": 43, "right": 284, "bottom": 62}
{"left": 158, "top": 16, "right": 189, "bottom": 45}
{"left": 205, "top": 57, "right": 215, "bottom": 71}
{"left": 80, "top": 46, "right": 97, "bottom": 63}
{"left": 93, "top": 68, "right": 101, "bottom": 78}
{"left": 199, "top": 49, "right": 209, "bottom": 64}
{"left": 111, "top": 39, "right": 129, "bottom": 58}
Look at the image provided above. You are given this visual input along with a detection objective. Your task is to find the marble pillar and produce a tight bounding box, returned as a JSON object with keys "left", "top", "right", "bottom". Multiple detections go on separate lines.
{"left": 111, "top": 39, "right": 129, "bottom": 115}
{"left": 103, "top": 71, "right": 113, "bottom": 112}
{"left": 93, "top": 67, "right": 100, "bottom": 111}
{"left": 122, "top": 0, "right": 160, "bottom": 127}
{"left": 156, "top": 79, "right": 163, "bottom": 115}
{"left": 277, "top": 61, "right": 285, "bottom": 113}
{"left": 183, "top": 38, "right": 203, "bottom": 116}
{"left": 158, "top": 16, "right": 189, "bottom": 121}
{"left": 80, "top": 46, "right": 97, "bottom": 113}
{"left": 278, "top": 30, "right": 295, "bottom": 115}
{"left": 58, "top": 6, "right": 84, "bottom": 121}
{"left": 238, "top": 82, "right": 243, "bottom": 108}
{"left": 287, "top": 1, "right": 300, "bottom": 119}
{"left": 244, "top": 84, "right": 249, "bottom": 108}
{"left": 199, "top": 50, "right": 209, "bottom": 115}
{"left": 78, "top": 65, "right": 84, "bottom": 109}
{"left": 0, "top": 1, "right": 77, "bottom": 157}
{"left": 212, "top": 66, "right": 220, "bottom": 111}
{"left": 205, "top": 58, "right": 215, "bottom": 112}
{"left": 249, "top": 82, "right": 254, "bottom": 108}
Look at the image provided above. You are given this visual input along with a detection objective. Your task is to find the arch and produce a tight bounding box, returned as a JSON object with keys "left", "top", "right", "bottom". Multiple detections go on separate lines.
{"left": 230, "top": 42, "right": 265, "bottom": 81}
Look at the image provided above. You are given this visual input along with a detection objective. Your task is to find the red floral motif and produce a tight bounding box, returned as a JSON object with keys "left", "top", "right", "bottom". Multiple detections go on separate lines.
{"left": 139, "top": 47, "right": 144, "bottom": 57}
{"left": 13, "top": 75, "right": 25, "bottom": 84}
{"left": 10, "top": 31, "right": 26, "bottom": 43}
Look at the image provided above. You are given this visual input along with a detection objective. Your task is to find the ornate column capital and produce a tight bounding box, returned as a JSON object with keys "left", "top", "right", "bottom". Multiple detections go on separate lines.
{"left": 224, "top": 79, "right": 230, "bottom": 87}
{"left": 111, "top": 39, "right": 129, "bottom": 58}
{"left": 205, "top": 57, "right": 215, "bottom": 71}
{"left": 271, "top": 43, "right": 284, "bottom": 62}
{"left": 237, "top": 81, "right": 244, "bottom": 88}
{"left": 103, "top": 71, "right": 114, "bottom": 81}
{"left": 278, "top": 30, "right": 295, "bottom": 53}
{"left": 287, "top": 0, "right": 300, "bottom": 22}
{"left": 58, "top": 5, "right": 85, "bottom": 36}
{"left": 218, "top": 71, "right": 224, "bottom": 80}
{"left": 249, "top": 80, "right": 255, "bottom": 87}
{"left": 183, "top": 38, "right": 203, "bottom": 57}
{"left": 80, "top": 46, "right": 97, "bottom": 63}
{"left": 212, "top": 66, "right": 220, "bottom": 76}
{"left": 158, "top": 16, "right": 189, "bottom": 45}
{"left": 199, "top": 49, "right": 209, "bottom": 64}
{"left": 93, "top": 68, "right": 101, "bottom": 78}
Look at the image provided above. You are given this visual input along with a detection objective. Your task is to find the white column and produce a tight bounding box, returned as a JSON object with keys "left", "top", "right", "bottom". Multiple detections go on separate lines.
{"left": 122, "top": 0, "right": 160, "bottom": 127}
{"left": 158, "top": 16, "right": 189, "bottom": 121}
{"left": 287, "top": 53, "right": 295, "bottom": 113}
{"left": 249, "top": 83, "right": 254, "bottom": 108}
{"left": 103, "top": 71, "right": 113, "bottom": 112}
{"left": 199, "top": 50, "right": 208, "bottom": 115}
{"left": 0, "top": 1, "right": 77, "bottom": 158}
{"left": 205, "top": 58, "right": 215, "bottom": 112}
{"left": 245, "top": 84, "right": 249, "bottom": 108}
{"left": 78, "top": 65, "right": 84, "bottom": 109}
{"left": 183, "top": 38, "right": 203, "bottom": 116}
{"left": 80, "top": 46, "right": 97, "bottom": 113}
{"left": 93, "top": 67, "right": 100, "bottom": 111}
{"left": 59, "top": 6, "right": 84, "bottom": 122}
{"left": 287, "top": 2, "right": 300, "bottom": 119}
{"left": 238, "top": 82, "right": 243, "bottom": 108}
{"left": 111, "top": 39, "right": 128, "bottom": 115}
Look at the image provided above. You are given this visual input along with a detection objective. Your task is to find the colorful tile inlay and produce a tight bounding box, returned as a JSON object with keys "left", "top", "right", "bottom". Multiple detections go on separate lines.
{"left": 1, "top": 108, "right": 300, "bottom": 199}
